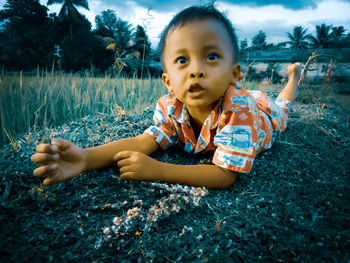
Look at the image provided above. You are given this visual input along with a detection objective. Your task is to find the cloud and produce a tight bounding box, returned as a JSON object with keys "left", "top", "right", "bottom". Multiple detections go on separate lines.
{"left": 3, "top": 0, "right": 348, "bottom": 48}
{"left": 235, "top": 20, "right": 290, "bottom": 44}
{"left": 218, "top": 0, "right": 350, "bottom": 44}
{"left": 224, "top": 0, "right": 318, "bottom": 10}
{"left": 100, "top": 0, "right": 319, "bottom": 12}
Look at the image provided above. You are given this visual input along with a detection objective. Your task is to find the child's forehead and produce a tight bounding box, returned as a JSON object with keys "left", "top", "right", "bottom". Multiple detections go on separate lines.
{"left": 166, "top": 18, "right": 231, "bottom": 44}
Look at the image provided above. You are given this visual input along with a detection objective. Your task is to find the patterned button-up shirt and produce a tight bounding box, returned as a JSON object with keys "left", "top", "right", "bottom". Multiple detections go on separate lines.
{"left": 144, "top": 85, "right": 292, "bottom": 173}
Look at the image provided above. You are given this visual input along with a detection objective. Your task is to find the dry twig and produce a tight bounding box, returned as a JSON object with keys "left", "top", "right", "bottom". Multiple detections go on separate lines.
{"left": 299, "top": 51, "right": 320, "bottom": 86}
{"left": 312, "top": 123, "right": 339, "bottom": 144}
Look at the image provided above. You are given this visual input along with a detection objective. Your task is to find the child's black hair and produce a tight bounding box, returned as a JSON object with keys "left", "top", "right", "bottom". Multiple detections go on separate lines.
{"left": 158, "top": 4, "right": 239, "bottom": 70}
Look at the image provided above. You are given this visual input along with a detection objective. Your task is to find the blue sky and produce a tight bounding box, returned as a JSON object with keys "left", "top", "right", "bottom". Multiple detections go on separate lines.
{"left": 1, "top": 0, "right": 350, "bottom": 47}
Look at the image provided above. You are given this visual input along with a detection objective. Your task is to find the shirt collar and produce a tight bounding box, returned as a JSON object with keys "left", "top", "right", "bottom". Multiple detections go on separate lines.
{"left": 166, "top": 90, "right": 226, "bottom": 130}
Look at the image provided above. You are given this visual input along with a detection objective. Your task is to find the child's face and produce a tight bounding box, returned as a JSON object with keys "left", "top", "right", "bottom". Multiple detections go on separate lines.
{"left": 162, "top": 18, "right": 240, "bottom": 113}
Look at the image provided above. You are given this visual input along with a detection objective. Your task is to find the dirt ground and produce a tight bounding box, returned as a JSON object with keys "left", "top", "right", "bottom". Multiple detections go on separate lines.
{"left": 0, "top": 85, "right": 349, "bottom": 262}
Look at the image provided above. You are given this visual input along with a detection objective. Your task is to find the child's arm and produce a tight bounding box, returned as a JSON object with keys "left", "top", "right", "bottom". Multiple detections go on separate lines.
{"left": 83, "top": 134, "right": 159, "bottom": 171}
{"left": 32, "top": 133, "right": 236, "bottom": 189}
{"left": 114, "top": 151, "right": 237, "bottom": 189}
{"left": 31, "top": 134, "right": 159, "bottom": 186}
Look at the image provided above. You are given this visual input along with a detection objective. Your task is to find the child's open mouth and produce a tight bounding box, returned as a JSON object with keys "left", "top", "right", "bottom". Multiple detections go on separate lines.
{"left": 188, "top": 83, "right": 206, "bottom": 98}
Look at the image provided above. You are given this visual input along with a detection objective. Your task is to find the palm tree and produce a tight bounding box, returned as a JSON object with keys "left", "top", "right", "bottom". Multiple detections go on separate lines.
{"left": 114, "top": 19, "right": 133, "bottom": 54}
{"left": 330, "top": 26, "right": 346, "bottom": 48}
{"left": 286, "top": 26, "right": 311, "bottom": 49}
{"left": 99, "top": 15, "right": 139, "bottom": 76}
{"left": 47, "top": 0, "right": 90, "bottom": 39}
{"left": 309, "top": 23, "right": 333, "bottom": 48}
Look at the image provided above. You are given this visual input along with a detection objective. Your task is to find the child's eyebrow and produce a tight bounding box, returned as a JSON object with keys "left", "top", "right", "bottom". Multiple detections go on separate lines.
{"left": 171, "top": 48, "right": 187, "bottom": 55}
{"left": 170, "top": 44, "right": 222, "bottom": 56}
{"left": 202, "top": 44, "right": 222, "bottom": 51}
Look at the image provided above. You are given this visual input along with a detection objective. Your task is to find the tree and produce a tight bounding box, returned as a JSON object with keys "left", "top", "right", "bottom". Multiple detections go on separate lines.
{"left": 344, "top": 33, "right": 350, "bottom": 48}
{"left": 114, "top": 18, "right": 133, "bottom": 55}
{"left": 286, "top": 26, "right": 311, "bottom": 49}
{"left": 0, "top": 0, "right": 56, "bottom": 70}
{"left": 133, "top": 25, "right": 151, "bottom": 60}
{"left": 44, "top": 1, "right": 112, "bottom": 72}
{"left": 330, "top": 26, "right": 346, "bottom": 48}
{"left": 94, "top": 9, "right": 117, "bottom": 38}
{"left": 240, "top": 39, "right": 248, "bottom": 51}
{"left": 94, "top": 10, "right": 133, "bottom": 54}
{"left": 60, "top": 31, "right": 113, "bottom": 72}
{"left": 94, "top": 10, "right": 143, "bottom": 76}
{"left": 94, "top": 10, "right": 155, "bottom": 77}
{"left": 309, "top": 23, "right": 333, "bottom": 48}
{"left": 131, "top": 25, "right": 152, "bottom": 77}
{"left": 47, "top": 0, "right": 90, "bottom": 39}
{"left": 252, "top": 31, "right": 267, "bottom": 50}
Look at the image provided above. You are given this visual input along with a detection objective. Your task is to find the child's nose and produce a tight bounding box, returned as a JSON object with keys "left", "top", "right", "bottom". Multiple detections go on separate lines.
{"left": 189, "top": 59, "right": 206, "bottom": 79}
{"left": 190, "top": 72, "right": 204, "bottom": 78}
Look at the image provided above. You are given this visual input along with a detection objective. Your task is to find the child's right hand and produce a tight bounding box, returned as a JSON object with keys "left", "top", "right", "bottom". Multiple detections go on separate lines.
{"left": 31, "top": 139, "right": 86, "bottom": 186}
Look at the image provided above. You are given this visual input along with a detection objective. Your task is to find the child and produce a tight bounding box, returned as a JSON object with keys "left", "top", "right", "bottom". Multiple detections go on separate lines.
{"left": 31, "top": 5, "right": 301, "bottom": 189}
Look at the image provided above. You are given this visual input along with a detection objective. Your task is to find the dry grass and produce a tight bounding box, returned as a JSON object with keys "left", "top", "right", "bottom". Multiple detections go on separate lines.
{"left": 0, "top": 71, "right": 166, "bottom": 145}
{"left": 1, "top": 69, "right": 347, "bottom": 146}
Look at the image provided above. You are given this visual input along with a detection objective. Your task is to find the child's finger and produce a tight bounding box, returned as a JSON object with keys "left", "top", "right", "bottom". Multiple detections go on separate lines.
{"left": 31, "top": 153, "right": 59, "bottom": 165}
{"left": 43, "top": 174, "right": 60, "bottom": 186}
{"left": 116, "top": 158, "right": 131, "bottom": 168}
{"left": 119, "top": 164, "right": 134, "bottom": 175}
{"left": 113, "top": 151, "right": 134, "bottom": 162}
{"left": 33, "top": 163, "right": 58, "bottom": 178}
{"left": 120, "top": 172, "right": 136, "bottom": 180}
{"left": 36, "top": 143, "right": 58, "bottom": 154}
{"left": 51, "top": 138, "right": 73, "bottom": 151}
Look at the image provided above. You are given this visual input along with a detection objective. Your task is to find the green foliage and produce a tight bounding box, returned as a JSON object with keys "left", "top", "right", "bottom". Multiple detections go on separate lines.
{"left": 0, "top": 0, "right": 349, "bottom": 72}
{"left": 309, "top": 23, "right": 333, "bottom": 49}
{"left": 48, "top": 1, "right": 114, "bottom": 72}
{"left": 113, "top": 18, "right": 133, "bottom": 54}
{"left": 0, "top": 0, "right": 56, "bottom": 70}
{"left": 330, "top": 26, "right": 347, "bottom": 48}
{"left": 240, "top": 39, "right": 248, "bottom": 51}
{"left": 94, "top": 9, "right": 117, "bottom": 38}
{"left": 58, "top": 15, "right": 112, "bottom": 72}
{"left": 93, "top": 10, "right": 157, "bottom": 77}
{"left": 48, "top": 0, "right": 90, "bottom": 40}
{"left": 252, "top": 30, "right": 267, "bottom": 50}
{"left": 60, "top": 34, "right": 113, "bottom": 72}
{"left": 133, "top": 25, "right": 152, "bottom": 61}
{"left": 287, "top": 26, "right": 311, "bottom": 49}
{"left": 47, "top": 0, "right": 89, "bottom": 11}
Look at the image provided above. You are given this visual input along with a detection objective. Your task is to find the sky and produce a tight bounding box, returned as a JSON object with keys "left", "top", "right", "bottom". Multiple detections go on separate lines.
{"left": 1, "top": 0, "right": 350, "bottom": 47}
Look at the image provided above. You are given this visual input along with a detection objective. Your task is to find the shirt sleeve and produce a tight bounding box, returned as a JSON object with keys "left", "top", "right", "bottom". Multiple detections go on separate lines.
{"left": 212, "top": 99, "right": 259, "bottom": 173}
{"left": 143, "top": 96, "right": 178, "bottom": 150}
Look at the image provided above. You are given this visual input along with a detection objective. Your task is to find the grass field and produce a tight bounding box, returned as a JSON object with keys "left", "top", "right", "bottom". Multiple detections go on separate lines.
{"left": 0, "top": 71, "right": 166, "bottom": 146}
{"left": 2, "top": 70, "right": 348, "bottom": 147}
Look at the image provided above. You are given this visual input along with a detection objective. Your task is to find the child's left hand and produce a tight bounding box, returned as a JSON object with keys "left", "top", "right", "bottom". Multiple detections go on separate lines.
{"left": 113, "top": 151, "right": 163, "bottom": 182}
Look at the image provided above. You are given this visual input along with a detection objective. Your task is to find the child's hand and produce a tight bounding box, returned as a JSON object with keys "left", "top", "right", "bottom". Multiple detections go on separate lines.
{"left": 113, "top": 151, "right": 162, "bottom": 182}
{"left": 31, "top": 139, "right": 86, "bottom": 186}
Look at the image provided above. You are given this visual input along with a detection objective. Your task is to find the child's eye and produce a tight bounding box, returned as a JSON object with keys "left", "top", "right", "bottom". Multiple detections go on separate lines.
{"left": 207, "top": 53, "right": 219, "bottom": 61}
{"left": 175, "top": 56, "right": 187, "bottom": 64}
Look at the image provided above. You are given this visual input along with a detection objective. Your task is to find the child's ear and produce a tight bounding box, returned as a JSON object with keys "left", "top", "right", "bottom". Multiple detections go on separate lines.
{"left": 162, "top": 73, "right": 173, "bottom": 94}
{"left": 231, "top": 64, "right": 241, "bottom": 85}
